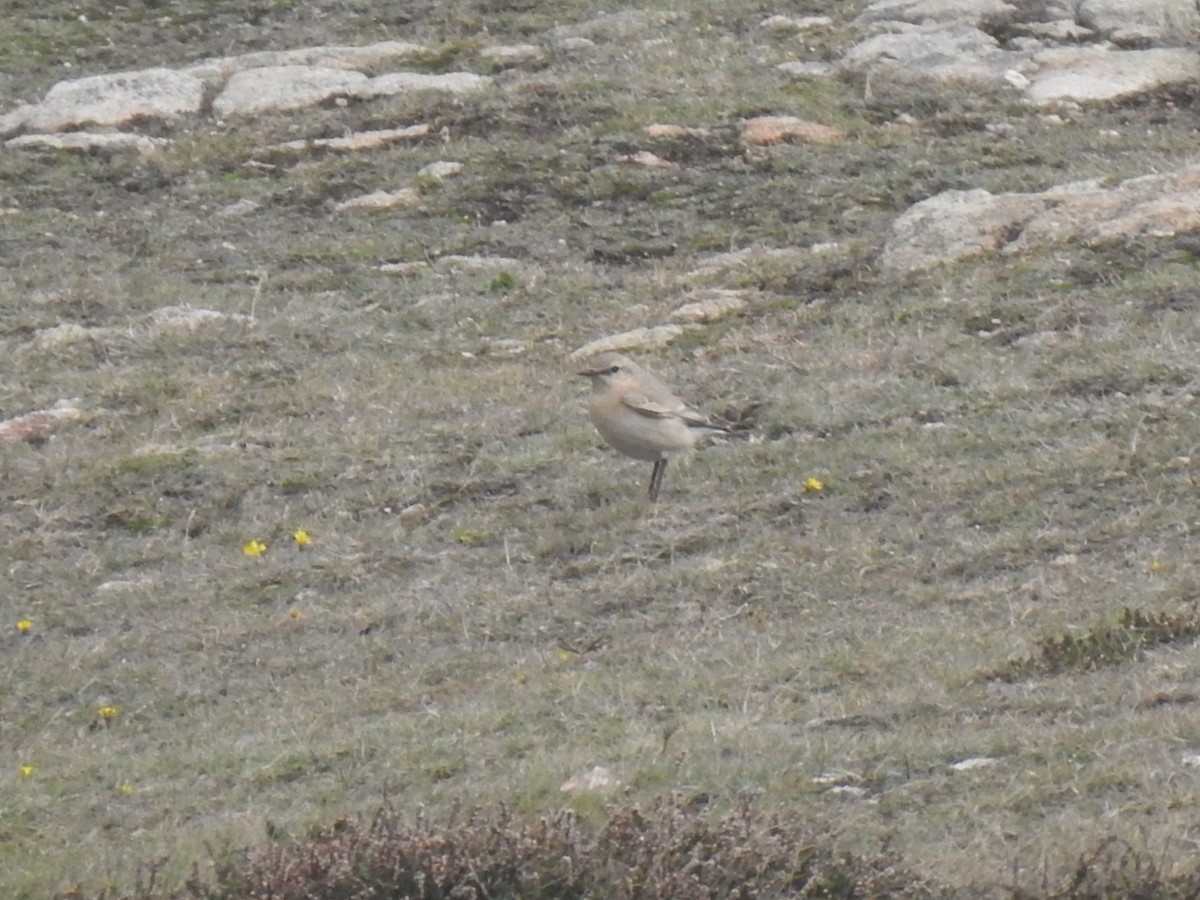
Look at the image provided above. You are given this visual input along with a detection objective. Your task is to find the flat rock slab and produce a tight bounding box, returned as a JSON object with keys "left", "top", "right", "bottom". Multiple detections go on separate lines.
{"left": 182, "top": 40, "right": 425, "bottom": 84}
{"left": 1027, "top": 47, "right": 1200, "bottom": 103}
{"left": 6, "top": 132, "right": 170, "bottom": 156}
{"left": 1, "top": 68, "right": 203, "bottom": 135}
{"left": 838, "top": 10, "right": 1200, "bottom": 103}
{"left": 883, "top": 165, "right": 1200, "bottom": 272}
{"left": 363, "top": 71, "right": 492, "bottom": 97}
{"left": 213, "top": 65, "right": 370, "bottom": 117}
{"left": 840, "top": 23, "right": 1012, "bottom": 84}
{"left": 855, "top": 0, "right": 1020, "bottom": 25}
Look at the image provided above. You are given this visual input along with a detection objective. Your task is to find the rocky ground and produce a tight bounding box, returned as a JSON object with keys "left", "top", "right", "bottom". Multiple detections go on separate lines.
{"left": 4, "top": 0, "right": 1200, "bottom": 895}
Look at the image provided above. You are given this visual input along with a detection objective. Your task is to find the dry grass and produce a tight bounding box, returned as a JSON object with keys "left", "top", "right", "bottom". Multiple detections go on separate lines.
{"left": 4, "top": 0, "right": 1200, "bottom": 896}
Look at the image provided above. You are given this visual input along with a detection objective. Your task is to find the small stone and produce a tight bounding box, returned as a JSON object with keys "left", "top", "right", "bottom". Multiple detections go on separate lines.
{"left": 560, "top": 765, "right": 621, "bottom": 794}
{"left": 570, "top": 326, "right": 688, "bottom": 360}
{"left": 740, "top": 115, "right": 845, "bottom": 146}
{"left": 418, "top": 160, "right": 463, "bottom": 179}
{"left": 672, "top": 289, "right": 750, "bottom": 322}
{"left": 950, "top": 757, "right": 999, "bottom": 771}
{"left": 617, "top": 150, "right": 677, "bottom": 168}
{"left": 334, "top": 188, "right": 421, "bottom": 211}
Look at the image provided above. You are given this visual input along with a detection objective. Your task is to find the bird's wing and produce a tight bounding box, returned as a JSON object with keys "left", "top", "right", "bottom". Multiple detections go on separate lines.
{"left": 622, "top": 391, "right": 728, "bottom": 431}
{"left": 620, "top": 389, "right": 680, "bottom": 419}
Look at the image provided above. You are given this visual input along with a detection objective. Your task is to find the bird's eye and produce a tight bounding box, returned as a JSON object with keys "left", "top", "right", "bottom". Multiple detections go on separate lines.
{"left": 608, "top": 365, "right": 620, "bottom": 374}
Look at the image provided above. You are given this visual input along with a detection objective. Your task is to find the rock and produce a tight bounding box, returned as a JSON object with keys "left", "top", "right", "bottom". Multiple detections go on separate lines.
{"left": 418, "top": 160, "right": 463, "bottom": 179}
{"left": 882, "top": 188, "right": 1044, "bottom": 272}
{"left": 759, "top": 15, "right": 833, "bottom": 31}
{"left": 33, "top": 307, "right": 251, "bottom": 348}
{"left": 212, "top": 65, "right": 369, "bottom": 117}
{"left": 1, "top": 68, "right": 203, "bottom": 135}
{"left": 740, "top": 116, "right": 845, "bottom": 146}
{"left": 1026, "top": 47, "right": 1200, "bottom": 104}
{"left": 6, "top": 132, "right": 170, "bottom": 157}
{"left": 560, "top": 765, "right": 621, "bottom": 795}
{"left": 1025, "top": 20, "right": 1095, "bottom": 41}
{"left": 551, "top": 36, "right": 597, "bottom": 52}
{"left": 840, "top": 14, "right": 1200, "bottom": 103}
{"left": 268, "top": 124, "right": 431, "bottom": 153}
{"left": 479, "top": 44, "right": 544, "bottom": 66}
{"left": 882, "top": 164, "right": 1200, "bottom": 272}
{"left": 1077, "top": 0, "right": 1200, "bottom": 43}
{"left": 334, "top": 188, "right": 422, "bottom": 211}
{"left": 776, "top": 61, "right": 835, "bottom": 78}
{"left": 616, "top": 150, "right": 678, "bottom": 168}
{"left": 378, "top": 261, "right": 430, "bottom": 277}
{"left": 672, "top": 289, "right": 751, "bottom": 323}
{"left": 0, "top": 400, "right": 85, "bottom": 444}
{"left": 363, "top": 71, "right": 491, "bottom": 97}
{"left": 182, "top": 41, "right": 425, "bottom": 84}
{"left": 855, "top": 0, "right": 1020, "bottom": 25}
{"left": 840, "top": 23, "right": 1014, "bottom": 84}
{"left": 217, "top": 198, "right": 261, "bottom": 218}
{"left": 146, "top": 306, "right": 253, "bottom": 330}
{"left": 643, "top": 123, "right": 713, "bottom": 139}
{"left": 950, "top": 757, "right": 999, "bottom": 771}
{"left": 570, "top": 326, "right": 688, "bottom": 360}
{"left": 434, "top": 255, "right": 522, "bottom": 272}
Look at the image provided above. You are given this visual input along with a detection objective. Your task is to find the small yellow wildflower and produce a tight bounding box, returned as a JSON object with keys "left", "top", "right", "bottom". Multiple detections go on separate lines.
{"left": 118, "top": 782, "right": 135, "bottom": 795}
{"left": 803, "top": 476, "right": 824, "bottom": 493}
{"left": 17, "top": 619, "right": 32, "bottom": 634}
{"left": 557, "top": 649, "right": 576, "bottom": 663}
{"left": 243, "top": 539, "right": 268, "bottom": 557}
{"left": 452, "top": 527, "right": 483, "bottom": 545}
{"left": 293, "top": 529, "right": 312, "bottom": 549}
{"left": 1148, "top": 559, "right": 1165, "bottom": 573}
{"left": 97, "top": 705, "right": 121, "bottom": 720}
{"left": 19, "top": 764, "right": 36, "bottom": 777}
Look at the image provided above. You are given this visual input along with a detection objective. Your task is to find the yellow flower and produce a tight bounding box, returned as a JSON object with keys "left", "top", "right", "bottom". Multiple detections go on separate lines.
{"left": 242, "top": 539, "right": 268, "bottom": 557}
{"left": 118, "top": 782, "right": 134, "bottom": 795}
{"left": 803, "top": 476, "right": 824, "bottom": 493}
{"left": 19, "top": 764, "right": 36, "bottom": 777}
{"left": 452, "top": 527, "right": 483, "bottom": 544}
{"left": 97, "top": 705, "right": 121, "bottom": 720}
{"left": 293, "top": 529, "right": 312, "bottom": 548}
{"left": 1148, "top": 559, "right": 1164, "bottom": 573}
{"left": 17, "top": 619, "right": 32, "bottom": 634}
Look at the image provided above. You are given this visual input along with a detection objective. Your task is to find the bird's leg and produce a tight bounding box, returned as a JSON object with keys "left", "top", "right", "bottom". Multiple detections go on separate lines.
{"left": 648, "top": 459, "right": 667, "bottom": 502}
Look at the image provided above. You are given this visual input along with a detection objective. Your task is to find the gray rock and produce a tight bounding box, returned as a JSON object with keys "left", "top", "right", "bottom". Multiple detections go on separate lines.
{"left": 840, "top": 23, "right": 1015, "bottom": 83}
{"left": 883, "top": 164, "right": 1200, "bottom": 272}
{"left": 2, "top": 68, "right": 203, "bottom": 135}
{"left": 776, "top": 61, "right": 835, "bottom": 78}
{"left": 1077, "top": 0, "right": 1200, "bottom": 42}
{"left": 1027, "top": 46, "right": 1200, "bottom": 103}
{"left": 212, "top": 65, "right": 369, "bottom": 117}
{"left": 882, "top": 188, "right": 1045, "bottom": 273}
{"left": 362, "top": 71, "right": 491, "bottom": 97}
{"left": 856, "top": 0, "right": 1019, "bottom": 25}
{"left": 182, "top": 41, "right": 425, "bottom": 85}
{"left": 6, "top": 132, "right": 170, "bottom": 156}
{"left": 479, "top": 44, "right": 544, "bottom": 66}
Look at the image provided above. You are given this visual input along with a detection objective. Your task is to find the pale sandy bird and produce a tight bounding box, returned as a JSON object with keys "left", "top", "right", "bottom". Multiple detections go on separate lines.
{"left": 577, "top": 351, "right": 729, "bottom": 501}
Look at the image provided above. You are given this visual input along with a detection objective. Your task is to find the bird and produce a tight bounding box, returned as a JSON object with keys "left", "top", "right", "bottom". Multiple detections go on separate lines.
{"left": 577, "top": 351, "right": 729, "bottom": 501}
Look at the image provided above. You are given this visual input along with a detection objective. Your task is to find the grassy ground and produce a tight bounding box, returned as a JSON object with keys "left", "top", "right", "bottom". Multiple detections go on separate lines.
{"left": 4, "top": 1, "right": 1200, "bottom": 895}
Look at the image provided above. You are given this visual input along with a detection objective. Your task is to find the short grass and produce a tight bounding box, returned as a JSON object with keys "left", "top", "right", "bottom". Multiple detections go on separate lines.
{"left": 4, "top": 1, "right": 1200, "bottom": 896}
